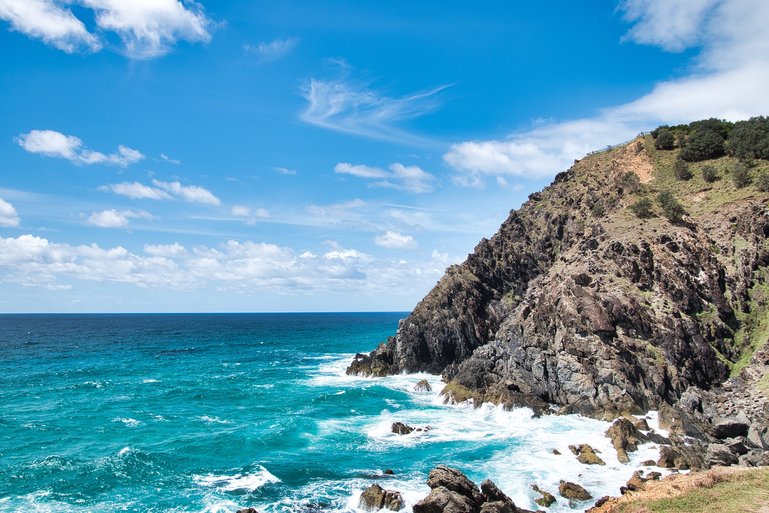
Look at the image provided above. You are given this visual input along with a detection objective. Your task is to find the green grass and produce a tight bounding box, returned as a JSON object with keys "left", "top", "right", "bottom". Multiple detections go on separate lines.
{"left": 616, "top": 468, "right": 769, "bottom": 513}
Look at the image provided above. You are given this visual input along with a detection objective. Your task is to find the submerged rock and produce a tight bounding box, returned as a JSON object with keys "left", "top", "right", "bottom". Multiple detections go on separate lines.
{"left": 531, "top": 484, "right": 556, "bottom": 507}
{"left": 236, "top": 509, "right": 259, "bottom": 513}
{"left": 392, "top": 422, "right": 415, "bottom": 435}
{"left": 359, "top": 484, "right": 405, "bottom": 512}
{"left": 414, "top": 379, "right": 433, "bottom": 392}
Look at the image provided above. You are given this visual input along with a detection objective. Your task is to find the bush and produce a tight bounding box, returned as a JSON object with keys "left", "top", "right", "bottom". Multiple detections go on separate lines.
{"left": 680, "top": 128, "right": 726, "bottom": 162}
{"left": 591, "top": 200, "right": 606, "bottom": 217}
{"left": 756, "top": 171, "right": 769, "bottom": 192}
{"left": 689, "top": 118, "right": 732, "bottom": 139}
{"left": 619, "top": 171, "right": 641, "bottom": 193}
{"left": 629, "top": 197, "right": 654, "bottom": 218}
{"left": 702, "top": 165, "right": 718, "bottom": 182}
{"left": 728, "top": 116, "right": 769, "bottom": 160}
{"left": 673, "top": 159, "right": 692, "bottom": 180}
{"left": 654, "top": 129, "right": 675, "bottom": 150}
{"left": 657, "top": 190, "right": 686, "bottom": 223}
{"left": 732, "top": 162, "right": 751, "bottom": 188}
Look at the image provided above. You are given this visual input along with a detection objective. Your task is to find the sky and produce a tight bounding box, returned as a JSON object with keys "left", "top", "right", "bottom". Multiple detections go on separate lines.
{"left": 1, "top": 0, "right": 768, "bottom": 313}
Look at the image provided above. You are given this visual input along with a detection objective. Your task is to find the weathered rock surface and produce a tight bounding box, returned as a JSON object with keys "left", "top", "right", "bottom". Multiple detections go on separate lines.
{"left": 414, "top": 379, "right": 433, "bottom": 392}
{"left": 391, "top": 422, "right": 414, "bottom": 435}
{"left": 236, "top": 509, "right": 259, "bottom": 513}
{"left": 359, "top": 484, "right": 405, "bottom": 512}
{"left": 606, "top": 418, "right": 647, "bottom": 463}
{"left": 569, "top": 443, "right": 605, "bottom": 465}
{"left": 531, "top": 485, "right": 556, "bottom": 507}
{"left": 558, "top": 481, "right": 592, "bottom": 501}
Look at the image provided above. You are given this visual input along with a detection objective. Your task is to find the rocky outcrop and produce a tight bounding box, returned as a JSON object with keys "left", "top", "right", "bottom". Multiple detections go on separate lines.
{"left": 414, "top": 379, "right": 433, "bottom": 392}
{"left": 359, "top": 484, "right": 405, "bottom": 512}
{"left": 558, "top": 481, "right": 591, "bottom": 501}
{"left": 569, "top": 443, "right": 605, "bottom": 465}
{"left": 392, "top": 422, "right": 414, "bottom": 435}
{"left": 606, "top": 418, "right": 647, "bottom": 463}
{"left": 531, "top": 485, "right": 556, "bottom": 507}
{"left": 413, "top": 466, "right": 533, "bottom": 513}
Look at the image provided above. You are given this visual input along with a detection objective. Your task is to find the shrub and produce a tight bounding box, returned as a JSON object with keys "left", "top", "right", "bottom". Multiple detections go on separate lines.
{"left": 673, "top": 159, "right": 692, "bottom": 180}
{"left": 654, "top": 129, "right": 675, "bottom": 150}
{"left": 591, "top": 200, "right": 606, "bottom": 217}
{"left": 701, "top": 165, "right": 718, "bottom": 183}
{"left": 728, "top": 116, "right": 769, "bottom": 160}
{"left": 629, "top": 197, "right": 654, "bottom": 218}
{"left": 619, "top": 171, "right": 641, "bottom": 193}
{"left": 657, "top": 190, "right": 686, "bottom": 223}
{"left": 756, "top": 171, "right": 769, "bottom": 192}
{"left": 732, "top": 162, "right": 751, "bottom": 188}
{"left": 689, "top": 118, "right": 732, "bottom": 139}
{"left": 680, "top": 128, "right": 726, "bottom": 162}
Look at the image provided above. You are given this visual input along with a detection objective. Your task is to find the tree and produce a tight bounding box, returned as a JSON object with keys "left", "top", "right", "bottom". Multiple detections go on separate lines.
{"left": 654, "top": 129, "right": 675, "bottom": 150}
{"left": 688, "top": 118, "right": 732, "bottom": 139}
{"left": 673, "top": 159, "right": 692, "bottom": 180}
{"left": 629, "top": 197, "right": 654, "bottom": 218}
{"left": 728, "top": 116, "right": 769, "bottom": 161}
{"left": 680, "top": 128, "right": 726, "bottom": 162}
{"left": 619, "top": 171, "right": 641, "bottom": 193}
{"left": 732, "top": 161, "right": 751, "bottom": 188}
{"left": 756, "top": 171, "right": 769, "bottom": 192}
{"left": 701, "top": 165, "right": 718, "bottom": 183}
{"left": 657, "top": 190, "right": 686, "bottom": 223}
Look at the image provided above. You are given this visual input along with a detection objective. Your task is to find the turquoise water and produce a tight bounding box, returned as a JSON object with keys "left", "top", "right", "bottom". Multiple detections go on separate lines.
{"left": 0, "top": 314, "right": 663, "bottom": 513}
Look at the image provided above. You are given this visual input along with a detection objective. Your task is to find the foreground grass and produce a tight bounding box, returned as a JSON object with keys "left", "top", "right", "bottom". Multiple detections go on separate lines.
{"left": 600, "top": 467, "right": 769, "bottom": 513}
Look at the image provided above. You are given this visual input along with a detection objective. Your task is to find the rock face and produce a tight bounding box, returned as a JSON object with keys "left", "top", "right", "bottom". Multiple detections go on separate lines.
{"left": 347, "top": 137, "right": 769, "bottom": 422}
{"left": 413, "top": 466, "right": 530, "bottom": 513}
{"left": 359, "top": 484, "right": 405, "bottom": 512}
{"left": 606, "top": 418, "right": 647, "bottom": 463}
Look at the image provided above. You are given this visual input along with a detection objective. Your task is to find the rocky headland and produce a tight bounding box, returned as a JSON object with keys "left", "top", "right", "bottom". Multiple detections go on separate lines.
{"left": 347, "top": 118, "right": 769, "bottom": 509}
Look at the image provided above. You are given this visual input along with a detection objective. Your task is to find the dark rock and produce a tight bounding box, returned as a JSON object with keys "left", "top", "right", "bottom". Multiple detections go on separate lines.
{"left": 384, "top": 469, "right": 395, "bottom": 475}
{"left": 628, "top": 416, "right": 650, "bottom": 431}
{"left": 426, "top": 466, "right": 483, "bottom": 506}
{"left": 647, "top": 471, "right": 662, "bottom": 480}
{"left": 558, "top": 481, "right": 591, "bottom": 501}
{"left": 747, "top": 423, "right": 769, "bottom": 449}
{"left": 414, "top": 379, "right": 433, "bottom": 392}
{"left": 569, "top": 444, "right": 606, "bottom": 465}
{"left": 392, "top": 422, "right": 414, "bottom": 435}
{"left": 531, "top": 484, "right": 556, "bottom": 507}
{"left": 413, "top": 486, "right": 475, "bottom": 513}
{"left": 705, "top": 443, "right": 739, "bottom": 466}
{"left": 657, "top": 446, "right": 688, "bottom": 469}
{"left": 359, "top": 484, "right": 405, "bottom": 512}
{"left": 236, "top": 509, "right": 258, "bottom": 513}
{"left": 551, "top": 449, "right": 561, "bottom": 455}
{"left": 645, "top": 431, "right": 671, "bottom": 445}
{"left": 641, "top": 460, "right": 656, "bottom": 466}
{"left": 625, "top": 471, "right": 646, "bottom": 492}
{"left": 724, "top": 437, "right": 749, "bottom": 455}
{"left": 711, "top": 416, "right": 750, "bottom": 439}
{"left": 593, "top": 496, "right": 611, "bottom": 508}
{"left": 478, "top": 501, "right": 515, "bottom": 513}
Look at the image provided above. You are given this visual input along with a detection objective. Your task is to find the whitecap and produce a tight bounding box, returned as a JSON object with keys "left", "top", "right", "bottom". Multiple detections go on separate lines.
{"left": 198, "top": 415, "right": 232, "bottom": 425}
{"left": 142, "top": 378, "right": 159, "bottom": 384}
{"left": 111, "top": 417, "right": 141, "bottom": 427}
{"left": 194, "top": 465, "right": 280, "bottom": 492}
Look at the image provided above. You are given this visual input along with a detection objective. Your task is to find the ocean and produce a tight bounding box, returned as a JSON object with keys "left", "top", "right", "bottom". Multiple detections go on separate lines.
{"left": 0, "top": 313, "right": 664, "bottom": 513}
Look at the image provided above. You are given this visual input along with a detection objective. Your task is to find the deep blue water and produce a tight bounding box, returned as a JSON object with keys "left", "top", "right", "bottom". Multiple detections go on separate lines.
{"left": 0, "top": 314, "right": 658, "bottom": 513}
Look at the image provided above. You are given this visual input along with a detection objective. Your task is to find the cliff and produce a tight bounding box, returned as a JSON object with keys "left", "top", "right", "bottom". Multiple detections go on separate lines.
{"left": 348, "top": 121, "right": 769, "bottom": 425}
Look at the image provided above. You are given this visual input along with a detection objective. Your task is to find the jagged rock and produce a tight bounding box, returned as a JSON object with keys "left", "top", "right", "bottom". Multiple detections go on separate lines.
{"left": 392, "top": 422, "right": 414, "bottom": 435}
{"left": 706, "top": 443, "right": 739, "bottom": 466}
{"left": 359, "top": 484, "right": 405, "bottom": 512}
{"left": 558, "top": 481, "right": 591, "bottom": 501}
{"left": 532, "top": 485, "right": 556, "bottom": 507}
{"left": 551, "top": 449, "right": 561, "bottom": 455}
{"left": 747, "top": 423, "right": 769, "bottom": 449}
{"left": 641, "top": 460, "right": 656, "bottom": 466}
{"left": 426, "top": 466, "right": 484, "bottom": 506}
{"left": 657, "top": 446, "right": 687, "bottom": 469}
{"left": 647, "top": 471, "right": 661, "bottom": 480}
{"left": 413, "top": 486, "right": 476, "bottom": 513}
{"left": 724, "top": 437, "right": 749, "bottom": 455}
{"left": 569, "top": 444, "right": 605, "bottom": 465}
{"left": 711, "top": 415, "right": 750, "bottom": 439}
{"left": 384, "top": 469, "right": 395, "bottom": 475}
{"left": 414, "top": 379, "right": 433, "bottom": 392}
{"left": 625, "top": 471, "right": 647, "bottom": 492}
{"left": 628, "top": 416, "right": 650, "bottom": 431}
{"left": 606, "top": 418, "right": 647, "bottom": 463}
{"left": 740, "top": 449, "right": 769, "bottom": 467}
{"left": 236, "top": 509, "right": 258, "bottom": 513}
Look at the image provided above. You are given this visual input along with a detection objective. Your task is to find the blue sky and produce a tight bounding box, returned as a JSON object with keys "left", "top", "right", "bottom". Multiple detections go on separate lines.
{"left": 1, "top": 0, "right": 768, "bottom": 312}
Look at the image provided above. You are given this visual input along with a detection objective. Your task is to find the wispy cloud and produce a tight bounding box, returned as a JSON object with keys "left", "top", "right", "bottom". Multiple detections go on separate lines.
{"left": 160, "top": 153, "right": 181, "bottom": 165}
{"left": 445, "top": 0, "right": 769, "bottom": 186}
{"left": 100, "top": 179, "right": 221, "bottom": 206}
{"left": 16, "top": 129, "right": 144, "bottom": 167}
{"left": 87, "top": 209, "right": 152, "bottom": 228}
{"left": 244, "top": 37, "right": 299, "bottom": 63}
{"left": 0, "top": 198, "right": 20, "bottom": 227}
{"left": 231, "top": 205, "right": 270, "bottom": 225}
{"left": 335, "top": 162, "right": 436, "bottom": 193}
{"left": 0, "top": 0, "right": 212, "bottom": 58}
{"left": 273, "top": 166, "right": 298, "bottom": 176}
{"left": 300, "top": 74, "right": 449, "bottom": 145}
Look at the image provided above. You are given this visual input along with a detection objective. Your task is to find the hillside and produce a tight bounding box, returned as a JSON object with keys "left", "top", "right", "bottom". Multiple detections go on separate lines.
{"left": 348, "top": 117, "right": 769, "bottom": 466}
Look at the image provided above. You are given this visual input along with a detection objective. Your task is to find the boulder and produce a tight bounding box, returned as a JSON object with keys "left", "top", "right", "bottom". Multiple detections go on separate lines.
{"left": 711, "top": 415, "right": 750, "bottom": 439}
{"left": 359, "top": 484, "right": 405, "bottom": 512}
{"left": 236, "top": 509, "right": 258, "bottom": 513}
{"left": 531, "top": 485, "right": 556, "bottom": 507}
{"left": 724, "top": 437, "right": 749, "bottom": 456}
{"left": 558, "top": 481, "right": 591, "bottom": 501}
{"left": 392, "top": 422, "right": 415, "bottom": 435}
{"left": 606, "top": 418, "right": 647, "bottom": 463}
{"left": 705, "top": 443, "right": 739, "bottom": 467}
{"left": 657, "top": 446, "right": 690, "bottom": 470}
{"left": 629, "top": 416, "right": 650, "bottom": 431}
{"left": 413, "top": 486, "right": 476, "bottom": 513}
{"left": 747, "top": 423, "right": 769, "bottom": 449}
{"left": 624, "top": 471, "right": 646, "bottom": 492}
{"left": 426, "top": 465, "right": 483, "bottom": 506}
{"left": 479, "top": 501, "right": 515, "bottom": 513}
{"left": 569, "top": 444, "right": 605, "bottom": 465}
{"left": 414, "top": 379, "right": 433, "bottom": 392}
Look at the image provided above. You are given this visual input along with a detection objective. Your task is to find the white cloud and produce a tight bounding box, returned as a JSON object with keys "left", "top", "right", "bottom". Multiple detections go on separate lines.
{"left": 301, "top": 75, "right": 448, "bottom": 144}
{"left": 334, "top": 162, "right": 436, "bottom": 193}
{"left": 244, "top": 37, "right": 298, "bottom": 63}
{"left": 0, "top": 0, "right": 213, "bottom": 59}
{"left": 152, "top": 179, "right": 221, "bottom": 206}
{"left": 144, "top": 242, "right": 186, "bottom": 257}
{"left": 0, "top": 0, "right": 101, "bottom": 53}
{"left": 160, "top": 153, "right": 180, "bottom": 164}
{"left": 273, "top": 166, "right": 298, "bottom": 175}
{"left": 375, "top": 231, "right": 417, "bottom": 249}
{"left": 445, "top": 0, "right": 769, "bottom": 186}
{"left": 87, "top": 209, "right": 151, "bottom": 228}
{"left": 100, "top": 182, "right": 172, "bottom": 200}
{"left": 0, "top": 198, "right": 20, "bottom": 227}
{"left": 16, "top": 129, "right": 144, "bottom": 167}
{"left": 231, "top": 205, "right": 270, "bottom": 225}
